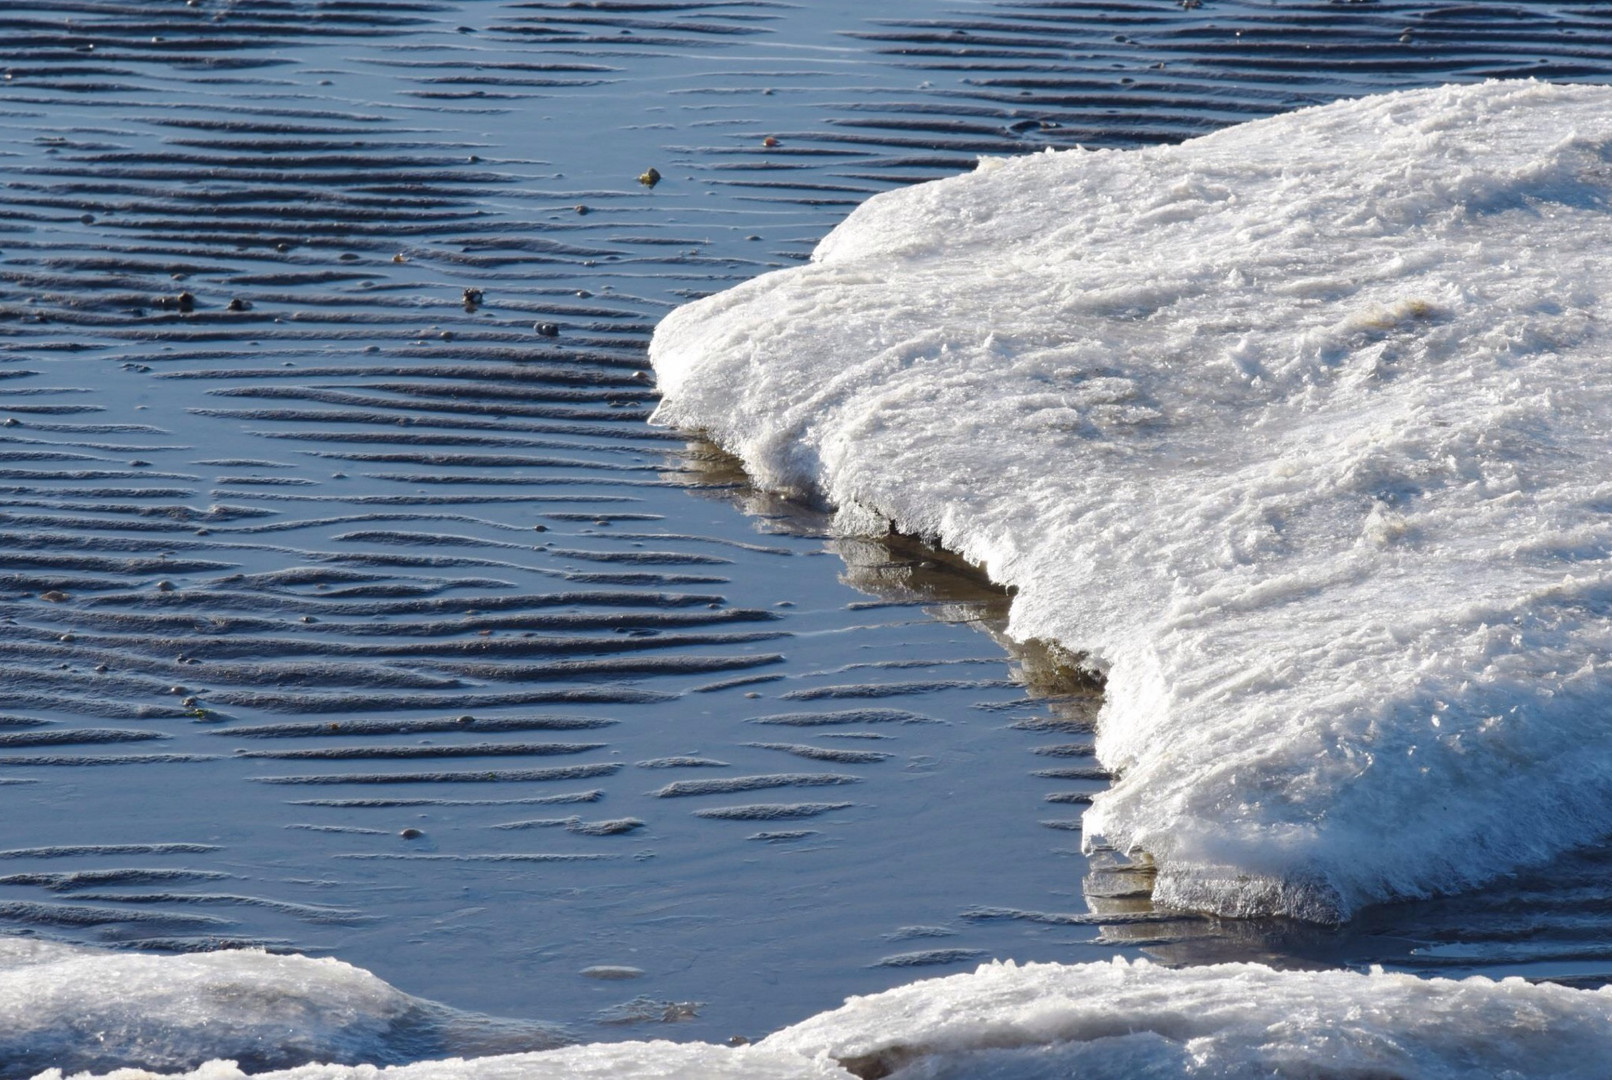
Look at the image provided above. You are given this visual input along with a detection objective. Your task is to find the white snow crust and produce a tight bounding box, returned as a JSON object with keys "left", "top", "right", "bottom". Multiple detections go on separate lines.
{"left": 40, "top": 956, "right": 1612, "bottom": 1080}
{"left": 648, "top": 80, "right": 1612, "bottom": 920}
{"left": 0, "top": 939, "right": 560, "bottom": 1078}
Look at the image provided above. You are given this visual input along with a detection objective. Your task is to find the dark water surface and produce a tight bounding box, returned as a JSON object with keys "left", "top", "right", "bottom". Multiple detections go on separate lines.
{"left": 5, "top": 0, "right": 1612, "bottom": 1061}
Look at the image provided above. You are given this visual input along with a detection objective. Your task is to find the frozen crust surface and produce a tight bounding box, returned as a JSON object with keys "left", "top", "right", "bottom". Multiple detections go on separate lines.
{"left": 650, "top": 79, "right": 1612, "bottom": 921}
{"left": 39, "top": 955, "right": 1612, "bottom": 1079}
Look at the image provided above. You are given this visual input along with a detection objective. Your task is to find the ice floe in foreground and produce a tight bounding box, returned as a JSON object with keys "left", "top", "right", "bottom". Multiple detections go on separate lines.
{"left": 37, "top": 954, "right": 1612, "bottom": 1079}
{"left": 0, "top": 939, "right": 561, "bottom": 1079}
{"left": 650, "top": 79, "right": 1612, "bottom": 920}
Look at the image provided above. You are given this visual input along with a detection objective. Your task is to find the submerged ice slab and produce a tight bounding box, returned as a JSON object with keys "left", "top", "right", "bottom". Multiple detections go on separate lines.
{"left": 649, "top": 79, "right": 1612, "bottom": 920}
{"left": 40, "top": 956, "right": 1612, "bottom": 1079}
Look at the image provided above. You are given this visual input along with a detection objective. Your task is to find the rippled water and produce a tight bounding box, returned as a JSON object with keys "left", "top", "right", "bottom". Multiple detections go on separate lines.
{"left": 4, "top": 0, "right": 1612, "bottom": 1066}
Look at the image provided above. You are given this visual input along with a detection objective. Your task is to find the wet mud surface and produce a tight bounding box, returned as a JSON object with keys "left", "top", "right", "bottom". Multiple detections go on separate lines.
{"left": 4, "top": 0, "right": 1612, "bottom": 1053}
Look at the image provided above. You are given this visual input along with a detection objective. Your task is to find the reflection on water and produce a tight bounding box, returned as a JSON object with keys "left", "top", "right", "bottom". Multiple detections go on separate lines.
{"left": 673, "top": 439, "right": 1103, "bottom": 709}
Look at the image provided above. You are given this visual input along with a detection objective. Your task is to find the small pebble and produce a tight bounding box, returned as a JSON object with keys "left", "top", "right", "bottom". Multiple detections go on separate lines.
{"left": 152, "top": 292, "right": 196, "bottom": 313}
{"left": 535, "top": 322, "right": 559, "bottom": 337}
{"left": 400, "top": 828, "right": 424, "bottom": 839}
{"left": 638, "top": 167, "right": 661, "bottom": 187}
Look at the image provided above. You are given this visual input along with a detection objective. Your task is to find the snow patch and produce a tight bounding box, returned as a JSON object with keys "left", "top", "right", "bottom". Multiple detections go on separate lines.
{"left": 0, "top": 939, "right": 561, "bottom": 1079}
{"left": 650, "top": 80, "right": 1612, "bottom": 920}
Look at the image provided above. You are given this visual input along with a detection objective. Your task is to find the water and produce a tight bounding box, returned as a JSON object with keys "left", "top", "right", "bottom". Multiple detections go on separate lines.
{"left": 4, "top": 1, "right": 1612, "bottom": 1073}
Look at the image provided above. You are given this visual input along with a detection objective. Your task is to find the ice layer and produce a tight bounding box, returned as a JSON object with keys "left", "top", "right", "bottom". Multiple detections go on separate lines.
{"left": 0, "top": 939, "right": 561, "bottom": 1079}
{"left": 649, "top": 79, "right": 1612, "bottom": 920}
{"left": 37, "top": 954, "right": 1612, "bottom": 1079}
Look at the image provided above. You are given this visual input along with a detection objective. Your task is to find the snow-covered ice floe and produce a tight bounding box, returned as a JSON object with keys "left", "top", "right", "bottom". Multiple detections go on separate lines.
{"left": 0, "top": 939, "right": 563, "bottom": 1079}
{"left": 650, "top": 79, "right": 1612, "bottom": 921}
{"left": 38, "top": 954, "right": 1612, "bottom": 1079}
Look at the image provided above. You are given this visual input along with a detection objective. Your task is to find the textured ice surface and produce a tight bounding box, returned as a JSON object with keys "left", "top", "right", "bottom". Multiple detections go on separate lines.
{"left": 41, "top": 957, "right": 1612, "bottom": 1079}
{"left": 0, "top": 939, "right": 561, "bottom": 1078}
{"left": 764, "top": 958, "right": 1612, "bottom": 1080}
{"left": 650, "top": 80, "right": 1612, "bottom": 920}
{"left": 37, "top": 1046, "right": 846, "bottom": 1080}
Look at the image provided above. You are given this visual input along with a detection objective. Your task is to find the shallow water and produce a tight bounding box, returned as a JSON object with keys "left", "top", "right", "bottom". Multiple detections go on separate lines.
{"left": 5, "top": 0, "right": 1612, "bottom": 1072}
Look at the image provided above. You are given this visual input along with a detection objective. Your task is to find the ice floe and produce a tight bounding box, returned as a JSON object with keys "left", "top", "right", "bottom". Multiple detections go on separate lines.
{"left": 36, "top": 956, "right": 1612, "bottom": 1079}
{"left": 650, "top": 80, "right": 1612, "bottom": 920}
{"left": 0, "top": 939, "right": 561, "bottom": 1079}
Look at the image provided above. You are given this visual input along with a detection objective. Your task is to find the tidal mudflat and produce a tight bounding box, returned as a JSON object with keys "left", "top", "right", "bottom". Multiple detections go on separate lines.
{"left": 6, "top": 2, "right": 1612, "bottom": 1076}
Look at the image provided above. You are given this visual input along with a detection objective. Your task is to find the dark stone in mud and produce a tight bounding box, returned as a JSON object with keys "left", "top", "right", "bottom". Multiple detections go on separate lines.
{"left": 535, "top": 322, "right": 559, "bottom": 337}
{"left": 638, "top": 167, "right": 661, "bottom": 187}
